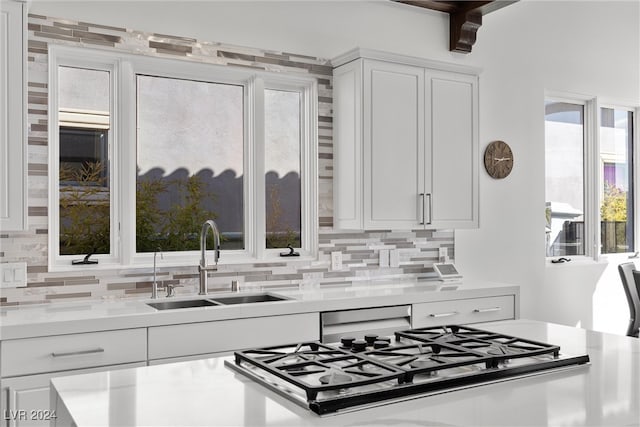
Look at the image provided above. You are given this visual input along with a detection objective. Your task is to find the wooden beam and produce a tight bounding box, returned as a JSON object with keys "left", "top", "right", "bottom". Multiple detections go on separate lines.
{"left": 396, "top": 1, "right": 459, "bottom": 13}
{"left": 450, "top": 7, "right": 483, "bottom": 53}
{"left": 393, "top": 0, "right": 519, "bottom": 53}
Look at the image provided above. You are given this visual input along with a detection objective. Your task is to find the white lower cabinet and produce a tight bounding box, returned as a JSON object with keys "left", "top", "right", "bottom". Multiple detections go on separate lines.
{"left": 148, "top": 312, "right": 319, "bottom": 361}
{"left": 0, "top": 328, "right": 147, "bottom": 427}
{"left": 412, "top": 295, "right": 515, "bottom": 328}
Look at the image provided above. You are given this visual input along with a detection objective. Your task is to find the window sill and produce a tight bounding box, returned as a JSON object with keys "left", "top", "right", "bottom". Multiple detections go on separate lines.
{"left": 545, "top": 254, "right": 635, "bottom": 268}
{"left": 49, "top": 251, "right": 318, "bottom": 273}
{"left": 545, "top": 256, "right": 606, "bottom": 268}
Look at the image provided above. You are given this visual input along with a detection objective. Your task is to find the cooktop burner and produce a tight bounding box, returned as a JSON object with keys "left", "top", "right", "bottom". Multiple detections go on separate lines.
{"left": 225, "top": 324, "right": 590, "bottom": 415}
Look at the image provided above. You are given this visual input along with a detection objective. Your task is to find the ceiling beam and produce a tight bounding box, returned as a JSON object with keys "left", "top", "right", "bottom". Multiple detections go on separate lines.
{"left": 394, "top": 1, "right": 519, "bottom": 53}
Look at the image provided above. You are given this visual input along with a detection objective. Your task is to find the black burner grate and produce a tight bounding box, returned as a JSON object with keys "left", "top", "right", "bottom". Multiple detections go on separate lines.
{"left": 234, "top": 342, "right": 406, "bottom": 400}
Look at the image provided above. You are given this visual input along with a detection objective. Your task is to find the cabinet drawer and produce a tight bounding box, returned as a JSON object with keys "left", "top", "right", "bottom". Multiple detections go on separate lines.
{"left": 1, "top": 329, "right": 147, "bottom": 377}
{"left": 412, "top": 296, "right": 514, "bottom": 328}
{"left": 148, "top": 313, "right": 319, "bottom": 360}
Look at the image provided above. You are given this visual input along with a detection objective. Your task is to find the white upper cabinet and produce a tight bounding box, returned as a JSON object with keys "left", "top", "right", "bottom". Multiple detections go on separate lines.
{"left": 333, "top": 49, "right": 479, "bottom": 230}
{"left": 426, "top": 69, "right": 478, "bottom": 229}
{"left": 0, "top": 0, "right": 26, "bottom": 231}
{"left": 363, "top": 59, "right": 425, "bottom": 230}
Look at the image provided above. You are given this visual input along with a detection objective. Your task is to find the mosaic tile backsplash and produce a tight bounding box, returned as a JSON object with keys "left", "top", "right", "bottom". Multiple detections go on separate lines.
{"left": 0, "top": 14, "right": 454, "bottom": 306}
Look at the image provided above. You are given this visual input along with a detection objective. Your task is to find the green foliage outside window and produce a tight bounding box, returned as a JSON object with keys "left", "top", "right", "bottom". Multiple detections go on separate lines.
{"left": 60, "top": 162, "right": 220, "bottom": 255}
{"left": 601, "top": 183, "right": 629, "bottom": 253}
{"left": 136, "top": 175, "right": 220, "bottom": 252}
{"left": 601, "top": 183, "right": 627, "bottom": 221}
{"left": 59, "top": 162, "right": 110, "bottom": 255}
{"left": 265, "top": 184, "right": 300, "bottom": 249}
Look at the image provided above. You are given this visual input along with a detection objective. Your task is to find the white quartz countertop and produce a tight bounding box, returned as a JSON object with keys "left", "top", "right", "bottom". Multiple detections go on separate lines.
{"left": 50, "top": 319, "right": 640, "bottom": 427}
{"left": 0, "top": 279, "right": 518, "bottom": 339}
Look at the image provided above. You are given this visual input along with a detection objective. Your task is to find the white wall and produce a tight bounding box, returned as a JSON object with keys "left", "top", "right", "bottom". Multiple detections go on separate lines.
{"left": 30, "top": 0, "right": 640, "bottom": 334}
{"left": 459, "top": 0, "right": 639, "bottom": 334}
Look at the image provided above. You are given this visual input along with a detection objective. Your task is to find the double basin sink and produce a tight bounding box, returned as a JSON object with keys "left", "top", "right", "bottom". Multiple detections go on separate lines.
{"left": 147, "top": 293, "right": 288, "bottom": 311}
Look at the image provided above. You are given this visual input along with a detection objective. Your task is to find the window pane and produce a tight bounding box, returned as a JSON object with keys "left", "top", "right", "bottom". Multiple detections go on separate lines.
{"left": 58, "top": 66, "right": 111, "bottom": 256}
{"left": 600, "top": 108, "right": 634, "bottom": 253}
{"left": 265, "top": 89, "right": 302, "bottom": 249}
{"left": 136, "top": 75, "right": 244, "bottom": 252}
{"left": 545, "top": 101, "right": 585, "bottom": 256}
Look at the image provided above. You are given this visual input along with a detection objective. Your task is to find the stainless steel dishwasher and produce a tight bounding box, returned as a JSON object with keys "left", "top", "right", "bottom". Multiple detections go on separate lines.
{"left": 320, "top": 305, "right": 411, "bottom": 343}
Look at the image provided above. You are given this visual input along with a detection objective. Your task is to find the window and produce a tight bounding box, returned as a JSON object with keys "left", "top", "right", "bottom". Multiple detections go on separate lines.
{"left": 49, "top": 46, "right": 317, "bottom": 269}
{"left": 136, "top": 75, "right": 245, "bottom": 252}
{"left": 545, "top": 101, "right": 585, "bottom": 256}
{"left": 55, "top": 64, "right": 115, "bottom": 259}
{"left": 600, "top": 108, "right": 634, "bottom": 254}
{"left": 264, "top": 88, "right": 302, "bottom": 249}
{"left": 545, "top": 94, "right": 637, "bottom": 259}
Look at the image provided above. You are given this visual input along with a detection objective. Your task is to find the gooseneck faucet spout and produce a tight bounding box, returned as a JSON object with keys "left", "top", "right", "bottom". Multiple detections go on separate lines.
{"left": 198, "top": 220, "right": 221, "bottom": 295}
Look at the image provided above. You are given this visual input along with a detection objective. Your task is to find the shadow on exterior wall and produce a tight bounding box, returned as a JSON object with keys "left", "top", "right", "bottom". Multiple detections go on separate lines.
{"left": 137, "top": 167, "right": 301, "bottom": 240}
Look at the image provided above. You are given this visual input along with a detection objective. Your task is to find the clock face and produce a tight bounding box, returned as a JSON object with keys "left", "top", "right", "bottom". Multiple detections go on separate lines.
{"left": 484, "top": 140, "right": 513, "bottom": 179}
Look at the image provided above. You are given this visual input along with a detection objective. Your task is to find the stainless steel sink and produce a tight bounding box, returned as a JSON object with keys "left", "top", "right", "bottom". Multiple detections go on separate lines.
{"left": 147, "top": 299, "right": 220, "bottom": 310}
{"left": 146, "top": 293, "right": 289, "bottom": 310}
{"left": 210, "top": 293, "right": 289, "bottom": 305}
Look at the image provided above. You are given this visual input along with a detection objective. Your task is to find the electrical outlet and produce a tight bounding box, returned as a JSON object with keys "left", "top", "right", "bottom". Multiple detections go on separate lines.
{"left": 389, "top": 250, "right": 400, "bottom": 268}
{"left": 0, "top": 262, "right": 27, "bottom": 288}
{"left": 379, "top": 249, "right": 390, "bottom": 268}
{"left": 439, "top": 247, "right": 448, "bottom": 262}
{"left": 330, "top": 252, "right": 343, "bottom": 271}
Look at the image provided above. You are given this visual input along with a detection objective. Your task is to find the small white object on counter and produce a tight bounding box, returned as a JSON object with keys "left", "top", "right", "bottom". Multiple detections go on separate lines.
{"left": 51, "top": 320, "right": 640, "bottom": 427}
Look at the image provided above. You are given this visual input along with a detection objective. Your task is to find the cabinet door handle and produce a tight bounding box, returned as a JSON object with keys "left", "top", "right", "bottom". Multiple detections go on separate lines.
{"left": 51, "top": 348, "right": 105, "bottom": 357}
{"left": 418, "top": 193, "right": 425, "bottom": 225}
{"left": 428, "top": 311, "right": 458, "bottom": 318}
{"left": 426, "top": 193, "right": 432, "bottom": 225}
{"left": 473, "top": 307, "right": 501, "bottom": 313}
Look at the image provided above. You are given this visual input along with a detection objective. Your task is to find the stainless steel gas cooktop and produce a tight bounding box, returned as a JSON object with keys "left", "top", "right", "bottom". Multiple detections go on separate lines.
{"left": 225, "top": 324, "right": 590, "bottom": 415}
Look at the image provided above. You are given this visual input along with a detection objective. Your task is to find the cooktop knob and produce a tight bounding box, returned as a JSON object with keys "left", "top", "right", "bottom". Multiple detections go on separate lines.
{"left": 351, "top": 339, "right": 367, "bottom": 352}
{"left": 364, "top": 334, "right": 378, "bottom": 345}
{"left": 340, "top": 337, "right": 355, "bottom": 348}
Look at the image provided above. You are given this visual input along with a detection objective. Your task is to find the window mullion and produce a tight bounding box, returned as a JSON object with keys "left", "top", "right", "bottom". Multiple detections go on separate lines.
{"left": 252, "top": 77, "right": 266, "bottom": 259}
{"left": 584, "top": 98, "right": 600, "bottom": 259}
{"left": 302, "top": 84, "right": 319, "bottom": 256}
{"left": 119, "top": 60, "right": 136, "bottom": 265}
{"left": 634, "top": 107, "right": 640, "bottom": 255}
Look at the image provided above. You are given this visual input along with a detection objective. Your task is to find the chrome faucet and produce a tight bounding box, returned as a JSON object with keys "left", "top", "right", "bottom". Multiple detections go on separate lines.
{"left": 198, "top": 220, "right": 221, "bottom": 295}
{"left": 151, "top": 249, "right": 163, "bottom": 299}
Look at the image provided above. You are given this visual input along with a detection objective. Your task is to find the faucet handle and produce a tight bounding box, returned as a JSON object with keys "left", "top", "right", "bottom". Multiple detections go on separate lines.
{"left": 165, "top": 283, "right": 183, "bottom": 298}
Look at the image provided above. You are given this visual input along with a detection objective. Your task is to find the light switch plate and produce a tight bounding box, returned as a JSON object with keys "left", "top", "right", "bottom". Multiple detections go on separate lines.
{"left": 330, "top": 252, "right": 343, "bottom": 271}
{"left": 0, "top": 262, "right": 27, "bottom": 288}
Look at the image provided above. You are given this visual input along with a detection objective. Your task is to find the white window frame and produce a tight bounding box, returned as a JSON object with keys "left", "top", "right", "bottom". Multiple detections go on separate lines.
{"left": 48, "top": 47, "right": 121, "bottom": 269}
{"left": 545, "top": 90, "right": 639, "bottom": 262}
{"left": 49, "top": 45, "right": 317, "bottom": 271}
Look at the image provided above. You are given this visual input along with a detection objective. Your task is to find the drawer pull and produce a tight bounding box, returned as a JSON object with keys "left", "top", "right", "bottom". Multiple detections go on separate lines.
{"left": 429, "top": 311, "right": 458, "bottom": 318}
{"left": 51, "top": 348, "right": 105, "bottom": 358}
{"left": 473, "top": 307, "right": 501, "bottom": 313}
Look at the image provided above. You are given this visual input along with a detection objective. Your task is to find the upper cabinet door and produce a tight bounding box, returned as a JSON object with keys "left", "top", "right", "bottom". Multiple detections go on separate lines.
{"left": 425, "top": 70, "right": 479, "bottom": 229}
{"left": 0, "top": 1, "right": 26, "bottom": 231}
{"left": 363, "top": 59, "right": 425, "bottom": 230}
{"left": 332, "top": 50, "right": 479, "bottom": 231}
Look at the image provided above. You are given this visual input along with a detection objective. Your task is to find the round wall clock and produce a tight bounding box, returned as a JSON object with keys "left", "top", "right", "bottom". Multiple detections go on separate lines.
{"left": 484, "top": 140, "right": 514, "bottom": 179}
